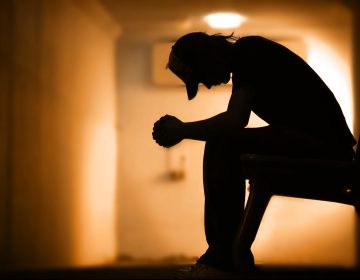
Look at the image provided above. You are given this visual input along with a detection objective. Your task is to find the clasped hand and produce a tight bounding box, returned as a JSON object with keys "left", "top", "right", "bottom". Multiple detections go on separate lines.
{"left": 152, "top": 115, "right": 184, "bottom": 148}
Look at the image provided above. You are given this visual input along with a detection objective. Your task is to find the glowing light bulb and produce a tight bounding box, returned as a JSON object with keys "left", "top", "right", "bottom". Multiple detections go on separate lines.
{"left": 203, "top": 12, "right": 246, "bottom": 29}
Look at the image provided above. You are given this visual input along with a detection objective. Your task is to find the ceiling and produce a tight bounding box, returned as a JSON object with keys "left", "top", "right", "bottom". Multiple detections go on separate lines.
{"left": 100, "top": 0, "right": 353, "bottom": 42}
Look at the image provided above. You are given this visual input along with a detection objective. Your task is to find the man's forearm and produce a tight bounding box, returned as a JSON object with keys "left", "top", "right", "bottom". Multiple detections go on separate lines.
{"left": 182, "top": 112, "right": 242, "bottom": 141}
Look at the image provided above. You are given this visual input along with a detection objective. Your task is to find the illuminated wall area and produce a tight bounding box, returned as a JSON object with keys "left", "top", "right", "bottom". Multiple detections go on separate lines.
{"left": 0, "top": 0, "right": 120, "bottom": 269}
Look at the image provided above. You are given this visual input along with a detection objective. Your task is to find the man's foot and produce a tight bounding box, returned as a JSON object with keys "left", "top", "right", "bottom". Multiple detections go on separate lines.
{"left": 174, "top": 263, "right": 238, "bottom": 279}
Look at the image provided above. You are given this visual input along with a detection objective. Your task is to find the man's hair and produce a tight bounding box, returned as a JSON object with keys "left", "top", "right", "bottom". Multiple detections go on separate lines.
{"left": 209, "top": 33, "right": 238, "bottom": 44}
{"left": 208, "top": 33, "right": 238, "bottom": 59}
{"left": 172, "top": 32, "right": 237, "bottom": 69}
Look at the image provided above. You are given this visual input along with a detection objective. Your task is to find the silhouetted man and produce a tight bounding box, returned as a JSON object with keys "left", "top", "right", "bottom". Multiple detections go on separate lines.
{"left": 152, "top": 32, "right": 356, "bottom": 279}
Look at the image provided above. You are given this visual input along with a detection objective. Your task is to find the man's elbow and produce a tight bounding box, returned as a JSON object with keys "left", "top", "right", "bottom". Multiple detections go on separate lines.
{"left": 226, "top": 110, "right": 250, "bottom": 129}
{"left": 227, "top": 118, "right": 248, "bottom": 132}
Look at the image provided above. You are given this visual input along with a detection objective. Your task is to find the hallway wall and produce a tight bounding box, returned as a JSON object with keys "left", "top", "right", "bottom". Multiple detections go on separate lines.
{"left": 0, "top": 0, "right": 120, "bottom": 269}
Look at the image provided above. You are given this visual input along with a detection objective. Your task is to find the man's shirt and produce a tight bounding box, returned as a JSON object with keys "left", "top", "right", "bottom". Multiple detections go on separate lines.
{"left": 231, "top": 36, "right": 356, "bottom": 149}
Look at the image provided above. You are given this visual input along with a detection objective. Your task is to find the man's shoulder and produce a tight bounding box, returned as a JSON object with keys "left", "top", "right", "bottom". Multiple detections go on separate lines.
{"left": 234, "top": 35, "right": 302, "bottom": 64}
{"left": 233, "top": 36, "right": 283, "bottom": 59}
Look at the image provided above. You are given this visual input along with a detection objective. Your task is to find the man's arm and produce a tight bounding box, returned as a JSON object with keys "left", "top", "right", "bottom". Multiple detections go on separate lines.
{"left": 153, "top": 85, "right": 253, "bottom": 147}
{"left": 182, "top": 86, "right": 253, "bottom": 141}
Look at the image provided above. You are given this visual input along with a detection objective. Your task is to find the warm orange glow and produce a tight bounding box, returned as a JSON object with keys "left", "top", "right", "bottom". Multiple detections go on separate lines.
{"left": 75, "top": 122, "right": 118, "bottom": 265}
{"left": 253, "top": 197, "right": 356, "bottom": 267}
{"left": 306, "top": 38, "right": 354, "bottom": 132}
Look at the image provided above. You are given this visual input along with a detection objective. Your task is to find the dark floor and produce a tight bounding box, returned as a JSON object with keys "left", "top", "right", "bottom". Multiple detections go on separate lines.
{"left": 1, "top": 264, "right": 360, "bottom": 280}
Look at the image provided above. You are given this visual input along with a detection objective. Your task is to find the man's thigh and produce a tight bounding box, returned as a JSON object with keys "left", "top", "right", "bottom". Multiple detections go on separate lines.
{"left": 227, "top": 126, "right": 334, "bottom": 159}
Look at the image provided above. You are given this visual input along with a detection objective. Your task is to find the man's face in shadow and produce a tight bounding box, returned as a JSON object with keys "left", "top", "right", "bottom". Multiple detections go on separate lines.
{"left": 168, "top": 48, "right": 231, "bottom": 94}
{"left": 197, "top": 58, "right": 231, "bottom": 89}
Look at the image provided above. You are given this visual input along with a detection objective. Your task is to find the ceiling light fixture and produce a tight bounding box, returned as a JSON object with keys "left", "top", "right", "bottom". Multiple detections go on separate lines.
{"left": 203, "top": 12, "right": 246, "bottom": 29}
